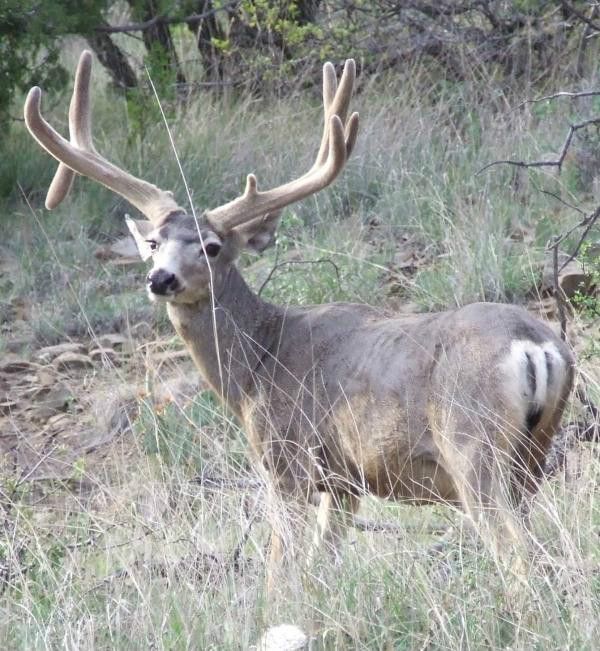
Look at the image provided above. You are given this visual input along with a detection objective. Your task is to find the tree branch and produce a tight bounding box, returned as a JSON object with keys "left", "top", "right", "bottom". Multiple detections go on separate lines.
{"left": 551, "top": 238, "right": 569, "bottom": 341}
{"left": 554, "top": 204, "right": 600, "bottom": 271}
{"left": 94, "top": 2, "right": 240, "bottom": 34}
{"left": 477, "top": 117, "right": 600, "bottom": 175}
{"left": 516, "top": 89, "right": 600, "bottom": 110}
{"left": 561, "top": 0, "right": 600, "bottom": 33}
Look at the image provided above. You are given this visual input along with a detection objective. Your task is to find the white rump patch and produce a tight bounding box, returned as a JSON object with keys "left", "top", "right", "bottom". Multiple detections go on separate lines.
{"left": 500, "top": 340, "right": 566, "bottom": 417}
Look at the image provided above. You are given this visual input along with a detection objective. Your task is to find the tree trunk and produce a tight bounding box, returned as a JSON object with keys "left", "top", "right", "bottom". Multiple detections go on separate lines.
{"left": 296, "top": 0, "right": 322, "bottom": 25}
{"left": 186, "top": 0, "right": 227, "bottom": 84}
{"left": 86, "top": 29, "right": 138, "bottom": 89}
{"left": 128, "top": 0, "right": 187, "bottom": 88}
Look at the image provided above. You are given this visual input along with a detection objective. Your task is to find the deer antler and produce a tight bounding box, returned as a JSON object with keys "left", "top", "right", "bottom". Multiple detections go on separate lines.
{"left": 205, "top": 59, "right": 359, "bottom": 233}
{"left": 24, "top": 50, "right": 182, "bottom": 224}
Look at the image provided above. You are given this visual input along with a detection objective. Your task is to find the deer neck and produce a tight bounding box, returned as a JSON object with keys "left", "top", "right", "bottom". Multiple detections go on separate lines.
{"left": 166, "top": 265, "right": 283, "bottom": 415}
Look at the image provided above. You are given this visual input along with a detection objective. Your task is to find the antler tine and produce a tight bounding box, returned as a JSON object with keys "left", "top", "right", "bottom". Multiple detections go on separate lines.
{"left": 312, "top": 59, "right": 356, "bottom": 171}
{"left": 205, "top": 59, "right": 359, "bottom": 233}
{"left": 344, "top": 111, "right": 360, "bottom": 159}
{"left": 46, "top": 163, "right": 76, "bottom": 210}
{"left": 46, "top": 50, "right": 95, "bottom": 209}
{"left": 70, "top": 50, "right": 95, "bottom": 150}
{"left": 24, "top": 50, "right": 182, "bottom": 224}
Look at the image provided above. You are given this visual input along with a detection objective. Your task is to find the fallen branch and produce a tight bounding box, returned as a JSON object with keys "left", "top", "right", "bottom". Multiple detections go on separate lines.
{"left": 576, "top": 383, "right": 600, "bottom": 443}
{"left": 548, "top": 202, "right": 600, "bottom": 341}
{"left": 478, "top": 91, "right": 600, "bottom": 343}
{"left": 258, "top": 257, "right": 342, "bottom": 297}
{"left": 189, "top": 474, "right": 262, "bottom": 491}
{"left": 554, "top": 204, "right": 600, "bottom": 273}
{"left": 534, "top": 184, "right": 586, "bottom": 216}
{"left": 232, "top": 508, "right": 259, "bottom": 570}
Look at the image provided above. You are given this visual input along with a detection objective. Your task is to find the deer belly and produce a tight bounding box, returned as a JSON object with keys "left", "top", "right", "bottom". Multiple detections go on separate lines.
{"left": 363, "top": 455, "right": 458, "bottom": 504}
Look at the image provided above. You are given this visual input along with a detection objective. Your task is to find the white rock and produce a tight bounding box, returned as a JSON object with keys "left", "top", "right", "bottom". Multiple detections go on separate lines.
{"left": 255, "top": 624, "right": 308, "bottom": 651}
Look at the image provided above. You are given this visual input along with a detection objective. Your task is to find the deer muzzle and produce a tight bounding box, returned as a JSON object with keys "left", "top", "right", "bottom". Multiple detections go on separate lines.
{"left": 147, "top": 269, "right": 180, "bottom": 297}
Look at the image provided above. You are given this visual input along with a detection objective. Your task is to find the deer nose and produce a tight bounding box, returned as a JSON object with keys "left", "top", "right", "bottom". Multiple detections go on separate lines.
{"left": 147, "top": 269, "right": 179, "bottom": 295}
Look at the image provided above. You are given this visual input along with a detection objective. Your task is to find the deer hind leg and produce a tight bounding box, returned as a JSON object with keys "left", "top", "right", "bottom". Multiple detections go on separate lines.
{"left": 433, "top": 409, "right": 530, "bottom": 570}
{"left": 513, "top": 386, "right": 573, "bottom": 504}
{"left": 496, "top": 338, "right": 574, "bottom": 497}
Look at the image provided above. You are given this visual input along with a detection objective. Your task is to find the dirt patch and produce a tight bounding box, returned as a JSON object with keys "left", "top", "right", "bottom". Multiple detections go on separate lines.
{"left": 0, "top": 335, "right": 204, "bottom": 485}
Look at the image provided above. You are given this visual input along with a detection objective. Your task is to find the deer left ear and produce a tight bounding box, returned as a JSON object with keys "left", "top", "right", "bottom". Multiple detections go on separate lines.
{"left": 232, "top": 210, "right": 283, "bottom": 254}
{"left": 125, "top": 215, "right": 155, "bottom": 261}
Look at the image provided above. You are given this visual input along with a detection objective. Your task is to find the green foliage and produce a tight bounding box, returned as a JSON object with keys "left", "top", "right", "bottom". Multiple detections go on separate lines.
{"left": 125, "top": 42, "right": 179, "bottom": 144}
{"left": 163, "top": 0, "right": 329, "bottom": 91}
{"left": 572, "top": 240, "right": 600, "bottom": 320}
{"left": 0, "top": 0, "right": 109, "bottom": 135}
{"left": 248, "top": 207, "right": 383, "bottom": 307}
{"left": 239, "top": 0, "right": 322, "bottom": 45}
{"left": 138, "top": 389, "right": 248, "bottom": 474}
{"left": 0, "top": 125, "right": 54, "bottom": 200}
{"left": 512, "top": 0, "right": 544, "bottom": 12}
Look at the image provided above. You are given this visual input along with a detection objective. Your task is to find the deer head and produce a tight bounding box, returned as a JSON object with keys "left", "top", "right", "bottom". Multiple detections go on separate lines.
{"left": 24, "top": 51, "right": 359, "bottom": 305}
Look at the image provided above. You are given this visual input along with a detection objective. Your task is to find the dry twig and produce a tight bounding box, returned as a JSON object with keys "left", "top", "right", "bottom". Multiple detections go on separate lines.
{"left": 258, "top": 257, "right": 341, "bottom": 297}
{"left": 477, "top": 117, "right": 600, "bottom": 175}
{"left": 561, "top": 0, "right": 600, "bottom": 33}
{"left": 516, "top": 89, "right": 600, "bottom": 110}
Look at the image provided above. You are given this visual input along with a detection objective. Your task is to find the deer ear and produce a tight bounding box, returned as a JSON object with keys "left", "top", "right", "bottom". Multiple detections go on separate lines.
{"left": 232, "top": 211, "right": 283, "bottom": 254}
{"left": 125, "top": 215, "right": 154, "bottom": 261}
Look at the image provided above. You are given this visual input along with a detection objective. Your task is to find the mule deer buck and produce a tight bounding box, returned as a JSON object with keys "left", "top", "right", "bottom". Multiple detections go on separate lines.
{"left": 25, "top": 51, "right": 574, "bottom": 588}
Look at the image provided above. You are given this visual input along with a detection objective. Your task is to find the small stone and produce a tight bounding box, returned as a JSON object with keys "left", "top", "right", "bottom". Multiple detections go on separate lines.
{"left": 52, "top": 352, "right": 94, "bottom": 372}
{"left": 96, "top": 334, "right": 128, "bottom": 349}
{"left": 89, "top": 348, "right": 119, "bottom": 364}
{"left": 0, "top": 400, "right": 18, "bottom": 415}
{"left": 34, "top": 384, "right": 72, "bottom": 412}
{"left": 36, "top": 342, "right": 86, "bottom": 363}
{"left": 36, "top": 368, "right": 57, "bottom": 387}
{"left": 29, "top": 405, "right": 56, "bottom": 422}
{"left": 154, "top": 350, "right": 190, "bottom": 364}
{"left": 396, "top": 301, "right": 420, "bottom": 314}
{"left": 559, "top": 261, "right": 593, "bottom": 298}
{"left": 46, "top": 413, "right": 71, "bottom": 429}
{"left": 0, "top": 355, "right": 34, "bottom": 374}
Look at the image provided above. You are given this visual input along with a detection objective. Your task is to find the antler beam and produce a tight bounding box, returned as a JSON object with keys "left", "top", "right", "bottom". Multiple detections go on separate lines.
{"left": 24, "top": 50, "right": 182, "bottom": 224}
{"left": 204, "top": 59, "right": 359, "bottom": 233}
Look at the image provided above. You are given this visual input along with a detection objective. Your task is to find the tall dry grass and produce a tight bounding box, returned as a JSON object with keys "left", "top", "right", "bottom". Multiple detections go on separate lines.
{"left": 1, "top": 45, "right": 599, "bottom": 650}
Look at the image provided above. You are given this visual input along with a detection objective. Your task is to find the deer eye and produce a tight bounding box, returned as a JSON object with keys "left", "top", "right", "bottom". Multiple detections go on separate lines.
{"left": 145, "top": 240, "right": 158, "bottom": 252}
{"left": 203, "top": 242, "right": 221, "bottom": 258}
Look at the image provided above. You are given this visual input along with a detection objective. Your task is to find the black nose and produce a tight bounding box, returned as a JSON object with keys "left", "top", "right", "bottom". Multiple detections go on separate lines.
{"left": 147, "top": 269, "right": 179, "bottom": 295}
